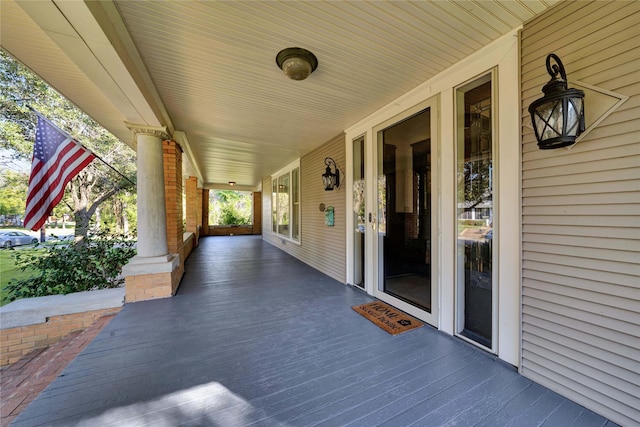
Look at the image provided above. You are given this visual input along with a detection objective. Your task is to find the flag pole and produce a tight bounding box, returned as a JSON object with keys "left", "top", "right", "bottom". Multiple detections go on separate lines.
{"left": 26, "top": 106, "right": 136, "bottom": 188}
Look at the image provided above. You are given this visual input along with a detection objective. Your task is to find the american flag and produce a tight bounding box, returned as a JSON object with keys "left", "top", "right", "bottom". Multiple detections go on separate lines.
{"left": 23, "top": 115, "right": 95, "bottom": 231}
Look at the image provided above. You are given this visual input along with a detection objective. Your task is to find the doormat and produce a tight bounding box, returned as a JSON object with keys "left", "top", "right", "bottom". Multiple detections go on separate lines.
{"left": 352, "top": 301, "right": 423, "bottom": 335}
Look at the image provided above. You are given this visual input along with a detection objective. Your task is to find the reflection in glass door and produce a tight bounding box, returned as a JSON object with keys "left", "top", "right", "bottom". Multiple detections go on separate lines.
{"left": 456, "top": 73, "right": 494, "bottom": 350}
{"left": 352, "top": 136, "right": 365, "bottom": 289}
{"left": 376, "top": 108, "right": 433, "bottom": 319}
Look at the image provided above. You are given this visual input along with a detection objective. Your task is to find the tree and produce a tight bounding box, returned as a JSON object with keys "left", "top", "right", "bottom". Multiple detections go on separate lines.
{"left": 209, "top": 190, "right": 252, "bottom": 225}
{"left": 0, "top": 49, "right": 136, "bottom": 239}
{"left": 459, "top": 158, "right": 492, "bottom": 210}
{"left": 0, "top": 170, "right": 27, "bottom": 217}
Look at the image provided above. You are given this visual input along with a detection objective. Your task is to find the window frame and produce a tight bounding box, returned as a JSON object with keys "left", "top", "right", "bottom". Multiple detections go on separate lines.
{"left": 271, "top": 159, "right": 301, "bottom": 243}
{"left": 454, "top": 68, "right": 498, "bottom": 353}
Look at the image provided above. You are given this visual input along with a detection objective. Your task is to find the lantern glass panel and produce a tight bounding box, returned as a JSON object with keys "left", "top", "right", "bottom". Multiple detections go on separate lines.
{"left": 534, "top": 100, "right": 562, "bottom": 141}
{"left": 322, "top": 175, "right": 328, "bottom": 189}
{"left": 566, "top": 97, "right": 583, "bottom": 136}
{"left": 322, "top": 173, "right": 335, "bottom": 190}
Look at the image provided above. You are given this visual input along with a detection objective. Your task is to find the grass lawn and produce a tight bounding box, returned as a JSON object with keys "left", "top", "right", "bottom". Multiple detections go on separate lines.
{"left": 0, "top": 249, "right": 42, "bottom": 306}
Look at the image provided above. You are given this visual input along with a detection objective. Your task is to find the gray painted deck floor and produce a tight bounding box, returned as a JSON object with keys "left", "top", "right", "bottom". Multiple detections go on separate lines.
{"left": 12, "top": 236, "right": 617, "bottom": 426}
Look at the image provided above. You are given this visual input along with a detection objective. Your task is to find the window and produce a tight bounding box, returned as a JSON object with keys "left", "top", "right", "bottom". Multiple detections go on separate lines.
{"left": 271, "top": 160, "right": 300, "bottom": 242}
{"left": 292, "top": 168, "right": 300, "bottom": 240}
{"left": 272, "top": 180, "right": 277, "bottom": 233}
{"left": 277, "top": 174, "right": 289, "bottom": 235}
{"left": 455, "top": 72, "right": 495, "bottom": 350}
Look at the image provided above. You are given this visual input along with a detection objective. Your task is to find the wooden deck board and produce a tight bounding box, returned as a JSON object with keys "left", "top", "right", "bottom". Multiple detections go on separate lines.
{"left": 10, "top": 236, "right": 615, "bottom": 426}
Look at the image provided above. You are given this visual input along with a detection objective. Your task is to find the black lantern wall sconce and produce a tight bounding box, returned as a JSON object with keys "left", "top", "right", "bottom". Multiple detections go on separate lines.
{"left": 322, "top": 157, "right": 340, "bottom": 191}
{"left": 528, "top": 53, "right": 585, "bottom": 149}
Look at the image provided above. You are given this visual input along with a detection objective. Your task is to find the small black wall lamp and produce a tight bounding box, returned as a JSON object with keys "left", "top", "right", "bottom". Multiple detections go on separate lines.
{"left": 528, "top": 53, "right": 585, "bottom": 149}
{"left": 322, "top": 157, "right": 340, "bottom": 191}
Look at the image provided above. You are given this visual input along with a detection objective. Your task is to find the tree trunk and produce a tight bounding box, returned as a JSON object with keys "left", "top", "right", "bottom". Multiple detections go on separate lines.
{"left": 114, "top": 198, "right": 124, "bottom": 233}
{"left": 122, "top": 202, "right": 129, "bottom": 234}
{"left": 74, "top": 209, "right": 91, "bottom": 245}
{"left": 69, "top": 173, "right": 119, "bottom": 245}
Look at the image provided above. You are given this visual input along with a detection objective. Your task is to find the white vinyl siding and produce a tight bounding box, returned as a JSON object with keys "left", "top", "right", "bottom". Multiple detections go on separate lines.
{"left": 263, "top": 134, "right": 346, "bottom": 283}
{"left": 520, "top": 1, "right": 640, "bottom": 426}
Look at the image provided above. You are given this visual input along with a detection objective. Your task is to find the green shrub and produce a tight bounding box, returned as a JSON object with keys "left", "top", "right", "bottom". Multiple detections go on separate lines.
{"left": 5, "top": 230, "right": 136, "bottom": 302}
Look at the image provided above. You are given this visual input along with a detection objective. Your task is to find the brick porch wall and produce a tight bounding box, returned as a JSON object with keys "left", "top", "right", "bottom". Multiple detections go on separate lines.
{"left": 202, "top": 189, "right": 210, "bottom": 236}
{"left": 0, "top": 308, "right": 121, "bottom": 366}
{"left": 164, "top": 140, "right": 183, "bottom": 255}
{"left": 185, "top": 176, "right": 198, "bottom": 237}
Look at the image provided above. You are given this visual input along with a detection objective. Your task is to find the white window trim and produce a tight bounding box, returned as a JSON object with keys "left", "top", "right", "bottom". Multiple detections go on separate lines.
{"left": 271, "top": 159, "right": 301, "bottom": 244}
{"left": 453, "top": 68, "right": 498, "bottom": 355}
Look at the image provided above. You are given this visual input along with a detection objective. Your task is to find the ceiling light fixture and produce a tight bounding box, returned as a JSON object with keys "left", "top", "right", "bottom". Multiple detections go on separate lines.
{"left": 228, "top": 181, "right": 236, "bottom": 186}
{"left": 276, "top": 47, "right": 318, "bottom": 81}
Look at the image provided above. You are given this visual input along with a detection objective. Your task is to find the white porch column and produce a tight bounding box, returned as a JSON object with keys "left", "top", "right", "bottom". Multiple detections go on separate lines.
{"left": 121, "top": 124, "right": 181, "bottom": 302}
{"left": 135, "top": 130, "right": 168, "bottom": 258}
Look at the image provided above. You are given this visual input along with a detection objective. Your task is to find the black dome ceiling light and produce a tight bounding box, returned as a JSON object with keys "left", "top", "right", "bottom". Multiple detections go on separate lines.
{"left": 276, "top": 47, "right": 318, "bottom": 81}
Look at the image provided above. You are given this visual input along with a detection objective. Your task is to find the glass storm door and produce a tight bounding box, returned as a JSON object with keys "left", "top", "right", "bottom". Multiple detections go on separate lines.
{"left": 374, "top": 102, "right": 437, "bottom": 326}
{"left": 456, "top": 73, "right": 495, "bottom": 350}
{"left": 352, "top": 136, "right": 365, "bottom": 289}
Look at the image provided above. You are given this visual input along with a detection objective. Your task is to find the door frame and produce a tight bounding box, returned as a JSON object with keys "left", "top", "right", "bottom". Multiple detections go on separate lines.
{"left": 345, "top": 29, "right": 521, "bottom": 366}
{"left": 347, "top": 97, "right": 440, "bottom": 327}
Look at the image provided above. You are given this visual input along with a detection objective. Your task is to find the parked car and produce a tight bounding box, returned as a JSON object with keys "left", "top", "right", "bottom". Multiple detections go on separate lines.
{"left": 0, "top": 231, "right": 39, "bottom": 248}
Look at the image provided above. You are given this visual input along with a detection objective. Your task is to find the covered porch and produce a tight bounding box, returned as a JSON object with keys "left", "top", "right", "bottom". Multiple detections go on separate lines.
{"left": 1, "top": 1, "right": 638, "bottom": 424}
{"left": 11, "top": 236, "right": 613, "bottom": 426}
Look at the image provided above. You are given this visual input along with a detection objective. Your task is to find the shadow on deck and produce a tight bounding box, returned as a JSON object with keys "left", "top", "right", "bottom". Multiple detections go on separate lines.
{"left": 10, "top": 236, "right": 616, "bottom": 426}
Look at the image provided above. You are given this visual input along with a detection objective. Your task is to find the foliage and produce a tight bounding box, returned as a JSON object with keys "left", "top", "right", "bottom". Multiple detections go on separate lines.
{"left": 0, "top": 170, "right": 28, "bottom": 216}
{"left": 98, "top": 191, "right": 137, "bottom": 233}
{"left": 4, "top": 229, "right": 136, "bottom": 302}
{"left": 0, "top": 49, "right": 137, "bottom": 238}
{"left": 0, "top": 249, "right": 39, "bottom": 305}
{"left": 209, "top": 190, "right": 252, "bottom": 225}
{"left": 458, "top": 159, "right": 492, "bottom": 210}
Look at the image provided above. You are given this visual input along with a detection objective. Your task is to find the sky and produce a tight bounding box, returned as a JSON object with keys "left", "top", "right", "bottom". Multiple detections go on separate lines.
{"left": 0, "top": 148, "right": 30, "bottom": 174}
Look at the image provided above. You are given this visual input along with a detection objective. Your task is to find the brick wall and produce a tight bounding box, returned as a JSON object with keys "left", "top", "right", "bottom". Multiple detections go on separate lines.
{"left": 208, "top": 225, "right": 255, "bottom": 236}
{"left": 185, "top": 176, "right": 198, "bottom": 237}
{"left": 0, "top": 308, "right": 121, "bottom": 366}
{"left": 125, "top": 272, "right": 173, "bottom": 302}
{"left": 197, "top": 187, "right": 203, "bottom": 239}
{"left": 163, "top": 140, "right": 183, "bottom": 254}
{"left": 202, "top": 189, "right": 210, "bottom": 236}
{"left": 253, "top": 192, "right": 262, "bottom": 234}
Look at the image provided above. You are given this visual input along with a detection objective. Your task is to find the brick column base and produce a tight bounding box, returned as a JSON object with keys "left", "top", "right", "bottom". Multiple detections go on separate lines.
{"left": 124, "top": 270, "right": 183, "bottom": 302}
{"left": 122, "top": 254, "right": 182, "bottom": 303}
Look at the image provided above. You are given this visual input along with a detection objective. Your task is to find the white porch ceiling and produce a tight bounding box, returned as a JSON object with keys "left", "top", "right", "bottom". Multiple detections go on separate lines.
{"left": 1, "top": 0, "right": 557, "bottom": 189}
